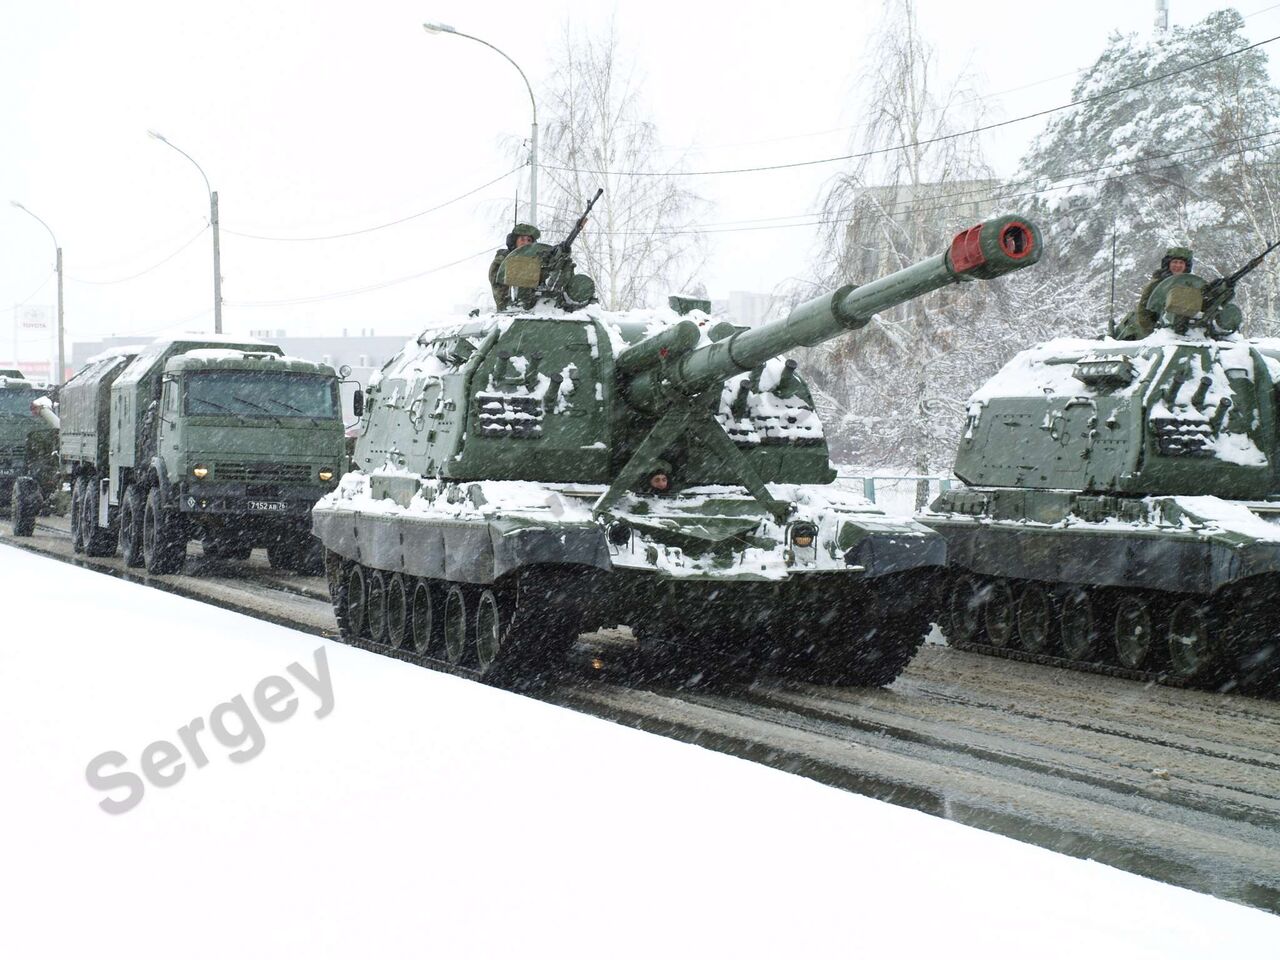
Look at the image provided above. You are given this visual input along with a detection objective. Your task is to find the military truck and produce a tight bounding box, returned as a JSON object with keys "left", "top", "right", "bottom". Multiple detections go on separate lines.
{"left": 63, "top": 339, "right": 346, "bottom": 575}
{"left": 926, "top": 259, "right": 1280, "bottom": 693}
{"left": 2, "top": 372, "right": 59, "bottom": 535}
{"left": 314, "top": 213, "right": 1042, "bottom": 686}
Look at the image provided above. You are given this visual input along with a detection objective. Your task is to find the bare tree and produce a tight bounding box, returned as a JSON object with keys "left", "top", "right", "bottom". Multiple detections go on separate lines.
{"left": 529, "top": 19, "right": 709, "bottom": 310}
{"left": 803, "top": 0, "right": 997, "bottom": 475}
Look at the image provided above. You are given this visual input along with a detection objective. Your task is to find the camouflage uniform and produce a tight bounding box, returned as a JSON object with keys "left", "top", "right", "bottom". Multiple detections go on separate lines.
{"left": 1115, "top": 246, "right": 1194, "bottom": 340}
{"left": 489, "top": 223, "right": 541, "bottom": 310}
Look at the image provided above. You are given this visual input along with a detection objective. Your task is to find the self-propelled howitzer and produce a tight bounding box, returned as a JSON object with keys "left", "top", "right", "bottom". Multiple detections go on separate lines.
{"left": 313, "top": 215, "right": 1042, "bottom": 687}
{"left": 927, "top": 251, "right": 1280, "bottom": 693}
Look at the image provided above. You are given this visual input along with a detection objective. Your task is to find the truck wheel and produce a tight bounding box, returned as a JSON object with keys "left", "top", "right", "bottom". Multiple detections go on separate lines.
{"left": 80, "top": 477, "right": 116, "bottom": 557}
{"left": 203, "top": 537, "right": 251, "bottom": 562}
{"left": 70, "top": 478, "right": 86, "bottom": 553}
{"left": 143, "top": 487, "right": 185, "bottom": 575}
{"left": 266, "top": 542, "right": 293, "bottom": 570}
{"left": 10, "top": 477, "right": 39, "bottom": 537}
{"left": 119, "top": 486, "right": 145, "bottom": 568}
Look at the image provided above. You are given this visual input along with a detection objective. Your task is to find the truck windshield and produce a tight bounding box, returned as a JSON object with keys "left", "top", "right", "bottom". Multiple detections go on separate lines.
{"left": 0, "top": 387, "right": 42, "bottom": 416}
{"left": 185, "top": 372, "right": 338, "bottom": 420}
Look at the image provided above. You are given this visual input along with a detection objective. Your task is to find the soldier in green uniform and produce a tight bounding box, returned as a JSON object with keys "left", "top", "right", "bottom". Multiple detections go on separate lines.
{"left": 1115, "top": 246, "right": 1193, "bottom": 340}
{"left": 489, "top": 223, "right": 541, "bottom": 310}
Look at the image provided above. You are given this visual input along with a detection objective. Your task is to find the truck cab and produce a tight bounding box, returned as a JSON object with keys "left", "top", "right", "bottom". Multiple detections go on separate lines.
{"left": 72, "top": 339, "right": 345, "bottom": 575}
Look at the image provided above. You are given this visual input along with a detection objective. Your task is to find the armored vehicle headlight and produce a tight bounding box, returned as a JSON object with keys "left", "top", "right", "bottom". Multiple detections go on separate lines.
{"left": 192, "top": 465, "right": 209, "bottom": 479}
{"left": 319, "top": 468, "right": 335, "bottom": 482}
{"left": 791, "top": 523, "right": 817, "bottom": 548}
{"left": 607, "top": 521, "right": 632, "bottom": 546}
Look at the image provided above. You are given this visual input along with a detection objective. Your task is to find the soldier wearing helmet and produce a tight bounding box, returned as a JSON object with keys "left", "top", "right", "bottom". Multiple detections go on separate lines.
{"left": 1114, "top": 245, "right": 1194, "bottom": 340}
{"left": 489, "top": 223, "right": 541, "bottom": 310}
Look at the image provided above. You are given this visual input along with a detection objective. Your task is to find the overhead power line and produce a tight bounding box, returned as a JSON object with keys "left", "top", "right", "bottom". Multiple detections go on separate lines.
{"left": 222, "top": 166, "right": 522, "bottom": 242}
{"left": 226, "top": 248, "right": 491, "bottom": 308}
{"left": 70, "top": 225, "right": 209, "bottom": 285}
{"left": 632, "top": 126, "right": 1280, "bottom": 234}
{"left": 13, "top": 270, "right": 54, "bottom": 307}
{"left": 595, "top": 132, "right": 1280, "bottom": 238}
{"left": 543, "top": 33, "right": 1280, "bottom": 178}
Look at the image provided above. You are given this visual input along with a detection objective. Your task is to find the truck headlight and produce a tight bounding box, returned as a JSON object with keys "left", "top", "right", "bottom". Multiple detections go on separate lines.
{"left": 192, "top": 465, "right": 209, "bottom": 479}
{"left": 319, "top": 468, "right": 335, "bottom": 482}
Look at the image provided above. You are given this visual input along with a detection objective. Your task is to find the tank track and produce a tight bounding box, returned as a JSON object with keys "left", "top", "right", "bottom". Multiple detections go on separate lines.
{"left": 325, "top": 551, "right": 591, "bottom": 689}
{"left": 326, "top": 552, "right": 932, "bottom": 690}
{"left": 945, "top": 637, "right": 1195, "bottom": 688}
{"left": 943, "top": 572, "right": 1279, "bottom": 696}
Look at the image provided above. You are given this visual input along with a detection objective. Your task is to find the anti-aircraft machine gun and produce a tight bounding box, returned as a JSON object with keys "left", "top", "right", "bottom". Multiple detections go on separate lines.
{"left": 315, "top": 215, "right": 1042, "bottom": 686}
{"left": 497, "top": 188, "right": 604, "bottom": 311}
{"left": 927, "top": 240, "right": 1280, "bottom": 693}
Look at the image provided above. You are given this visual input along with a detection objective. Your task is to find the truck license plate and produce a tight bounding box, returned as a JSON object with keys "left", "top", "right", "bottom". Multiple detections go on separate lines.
{"left": 248, "top": 500, "right": 287, "bottom": 512}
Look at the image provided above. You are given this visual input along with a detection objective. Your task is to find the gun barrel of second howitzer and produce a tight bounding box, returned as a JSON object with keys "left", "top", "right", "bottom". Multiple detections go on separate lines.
{"left": 31, "top": 398, "right": 59, "bottom": 430}
{"left": 623, "top": 214, "right": 1042, "bottom": 411}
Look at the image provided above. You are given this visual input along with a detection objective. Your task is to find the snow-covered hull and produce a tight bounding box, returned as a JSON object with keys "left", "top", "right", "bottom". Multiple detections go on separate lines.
{"left": 313, "top": 474, "right": 942, "bottom": 687}
{"left": 927, "top": 490, "right": 1280, "bottom": 693}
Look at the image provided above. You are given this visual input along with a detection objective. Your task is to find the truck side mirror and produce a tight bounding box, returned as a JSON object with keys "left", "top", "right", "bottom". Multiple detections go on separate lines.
{"left": 352, "top": 389, "right": 364, "bottom": 418}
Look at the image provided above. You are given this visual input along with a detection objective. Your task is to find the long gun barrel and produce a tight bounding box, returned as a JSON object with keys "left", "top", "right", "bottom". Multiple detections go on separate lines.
{"left": 621, "top": 215, "right": 1042, "bottom": 412}
{"left": 30, "top": 397, "right": 60, "bottom": 430}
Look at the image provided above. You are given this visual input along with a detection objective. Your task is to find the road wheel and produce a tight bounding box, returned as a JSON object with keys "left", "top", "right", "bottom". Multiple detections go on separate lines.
{"left": 947, "top": 574, "right": 985, "bottom": 643}
{"left": 80, "top": 477, "right": 115, "bottom": 557}
{"left": 10, "top": 477, "right": 39, "bottom": 537}
{"left": 70, "top": 478, "right": 85, "bottom": 553}
{"left": 385, "top": 574, "right": 409, "bottom": 649}
{"left": 409, "top": 578, "right": 438, "bottom": 655}
{"left": 982, "top": 579, "right": 1017, "bottom": 648}
{"left": 1114, "top": 595, "right": 1155, "bottom": 669}
{"left": 443, "top": 584, "right": 470, "bottom": 665}
{"left": 475, "top": 589, "right": 505, "bottom": 672}
{"left": 337, "top": 564, "right": 367, "bottom": 641}
{"left": 1016, "top": 584, "right": 1056, "bottom": 654}
{"left": 1059, "top": 588, "right": 1098, "bottom": 661}
{"left": 1167, "top": 599, "right": 1218, "bottom": 682}
{"left": 119, "top": 486, "right": 145, "bottom": 568}
{"left": 366, "top": 570, "right": 388, "bottom": 643}
{"left": 143, "top": 487, "right": 186, "bottom": 575}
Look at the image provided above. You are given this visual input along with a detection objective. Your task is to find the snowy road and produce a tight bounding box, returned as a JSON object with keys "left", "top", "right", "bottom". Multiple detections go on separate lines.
{"left": 7, "top": 515, "right": 1280, "bottom": 912}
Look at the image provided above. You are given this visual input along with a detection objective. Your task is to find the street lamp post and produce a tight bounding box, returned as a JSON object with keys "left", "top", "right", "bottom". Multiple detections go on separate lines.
{"left": 10, "top": 202, "right": 65, "bottom": 385}
{"left": 423, "top": 22, "right": 537, "bottom": 225}
{"left": 148, "top": 131, "right": 222, "bottom": 334}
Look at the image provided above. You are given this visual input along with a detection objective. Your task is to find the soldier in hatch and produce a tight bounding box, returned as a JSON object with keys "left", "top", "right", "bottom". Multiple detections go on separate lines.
{"left": 1114, "top": 246, "right": 1193, "bottom": 340}
{"left": 489, "top": 223, "right": 541, "bottom": 310}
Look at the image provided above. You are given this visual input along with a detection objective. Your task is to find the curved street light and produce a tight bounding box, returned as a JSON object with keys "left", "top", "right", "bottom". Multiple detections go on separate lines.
{"left": 424, "top": 21, "right": 537, "bottom": 225}
{"left": 148, "top": 130, "right": 222, "bottom": 333}
{"left": 10, "top": 201, "right": 65, "bottom": 385}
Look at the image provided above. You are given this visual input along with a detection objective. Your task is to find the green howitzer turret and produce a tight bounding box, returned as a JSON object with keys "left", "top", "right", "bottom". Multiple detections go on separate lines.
{"left": 926, "top": 236, "right": 1280, "bottom": 694}
{"left": 314, "top": 214, "right": 1042, "bottom": 689}
{"left": 596, "top": 215, "right": 1043, "bottom": 518}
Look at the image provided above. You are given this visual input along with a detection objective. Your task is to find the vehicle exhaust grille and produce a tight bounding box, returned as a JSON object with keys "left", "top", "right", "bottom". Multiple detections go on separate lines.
{"left": 215, "top": 462, "right": 311, "bottom": 483}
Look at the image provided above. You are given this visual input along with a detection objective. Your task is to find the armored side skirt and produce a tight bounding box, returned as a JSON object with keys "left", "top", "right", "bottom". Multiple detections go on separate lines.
{"left": 932, "top": 518, "right": 1280, "bottom": 595}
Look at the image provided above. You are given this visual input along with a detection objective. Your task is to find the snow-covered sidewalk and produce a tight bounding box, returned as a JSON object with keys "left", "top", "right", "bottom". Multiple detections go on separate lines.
{"left": 1, "top": 543, "right": 1275, "bottom": 958}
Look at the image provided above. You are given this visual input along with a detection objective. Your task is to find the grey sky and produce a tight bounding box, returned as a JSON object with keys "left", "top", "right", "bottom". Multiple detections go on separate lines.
{"left": 4, "top": 0, "right": 1277, "bottom": 364}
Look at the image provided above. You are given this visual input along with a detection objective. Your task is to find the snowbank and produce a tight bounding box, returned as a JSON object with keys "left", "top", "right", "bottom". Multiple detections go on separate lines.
{"left": 0, "top": 544, "right": 1275, "bottom": 958}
